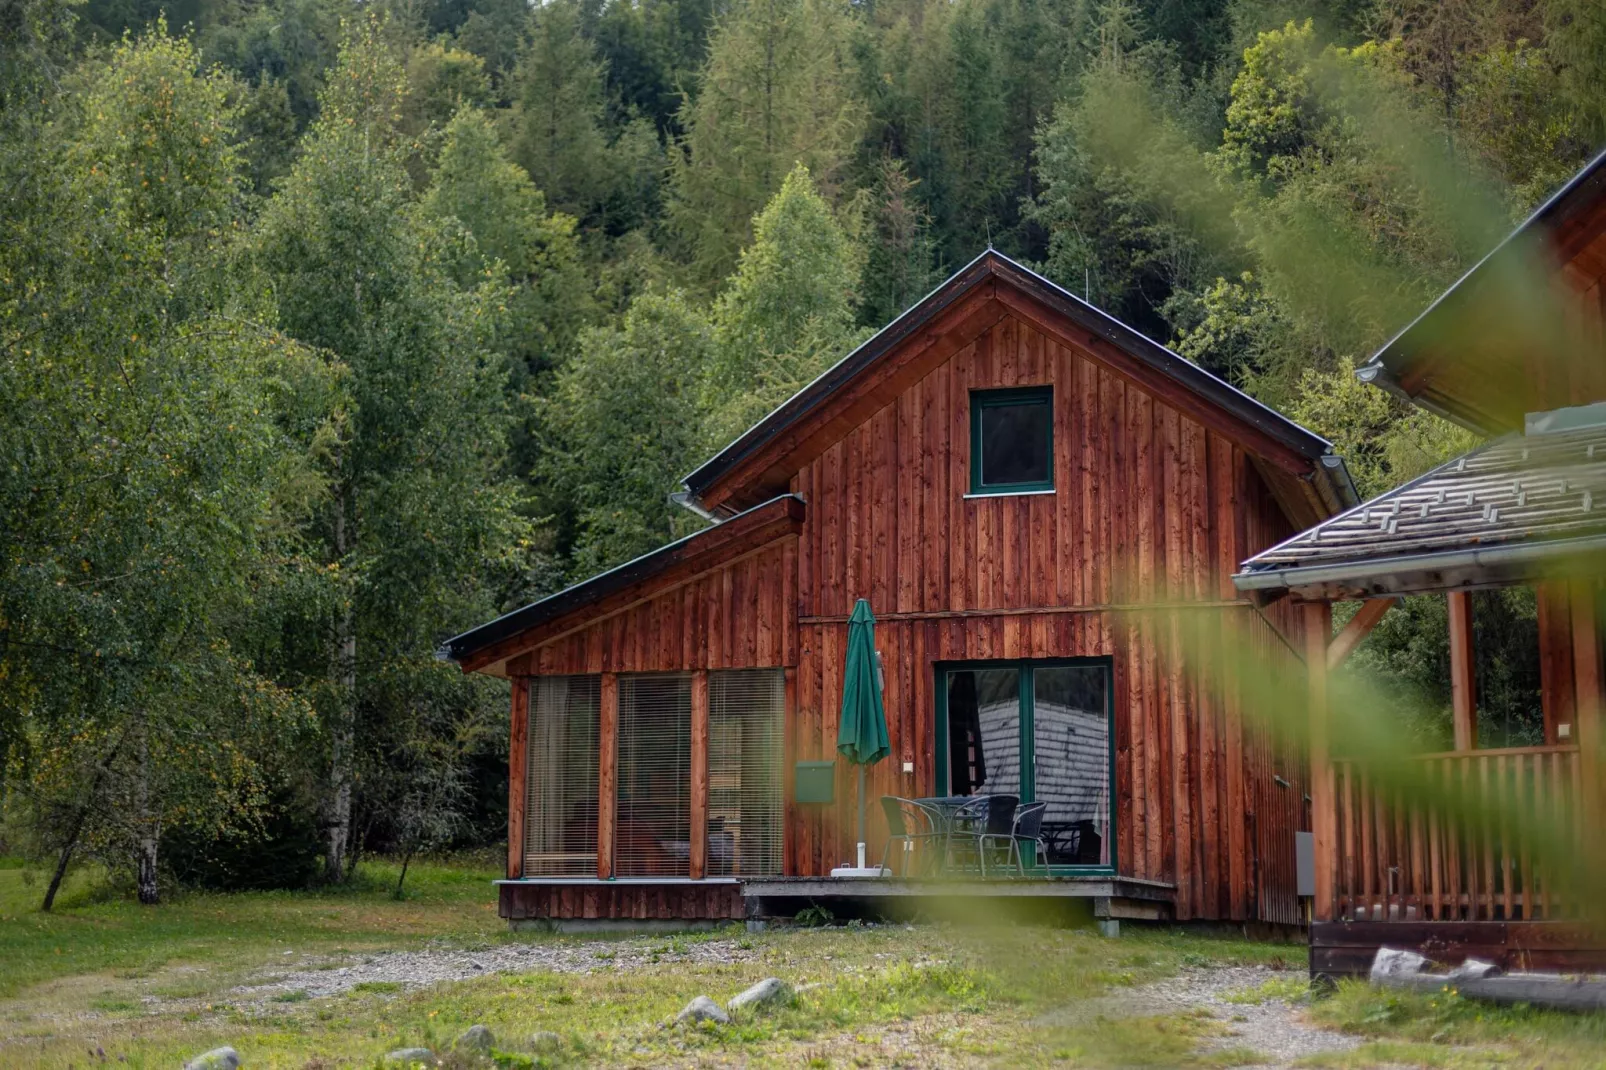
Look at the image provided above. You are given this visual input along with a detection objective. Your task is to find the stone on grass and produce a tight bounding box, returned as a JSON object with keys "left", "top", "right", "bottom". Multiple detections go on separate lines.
{"left": 1447, "top": 958, "right": 1502, "bottom": 982}
{"left": 383, "top": 1048, "right": 436, "bottom": 1066}
{"left": 530, "top": 1031, "right": 563, "bottom": 1053}
{"left": 675, "top": 995, "right": 730, "bottom": 1025}
{"left": 727, "top": 977, "right": 794, "bottom": 1013}
{"left": 183, "top": 1048, "right": 240, "bottom": 1070}
{"left": 454, "top": 1024, "right": 495, "bottom": 1052}
{"left": 1369, "top": 948, "right": 1430, "bottom": 982}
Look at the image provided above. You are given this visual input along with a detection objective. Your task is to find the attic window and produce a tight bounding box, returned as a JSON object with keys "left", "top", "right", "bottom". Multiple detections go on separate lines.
{"left": 970, "top": 387, "right": 1054, "bottom": 495}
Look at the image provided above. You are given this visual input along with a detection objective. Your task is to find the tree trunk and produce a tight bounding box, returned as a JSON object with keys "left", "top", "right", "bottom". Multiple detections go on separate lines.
{"left": 325, "top": 480, "right": 356, "bottom": 883}
{"left": 41, "top": 826, "right": 81, "bottom": 912}
{"left": 134, "top": 719, "right": 159, "bottom": 905}
{"left": 40, "top": 733, "right": 124, "bottom": 912}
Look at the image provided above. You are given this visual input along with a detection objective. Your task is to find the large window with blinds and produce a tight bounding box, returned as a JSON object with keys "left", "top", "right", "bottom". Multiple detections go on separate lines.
{"left": 707, "top": 669, "right": 785, "bottom": 877}
{"left": 615, "top": 673, "right": 693, "bottom": 876}
{"left": 524, "top": 675, "right": 600, "bottom": 877}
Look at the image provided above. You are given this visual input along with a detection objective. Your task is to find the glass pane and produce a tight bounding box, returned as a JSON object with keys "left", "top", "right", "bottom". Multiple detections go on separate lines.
{"left": 616, "top": 673, "right": 692, "bottom": 877}
{"left": 1033, "top": 665, "right": 1110, "bottom": 867}
{"left": 979, "top": 398, "right": 1051, "bottom": 486}
{"left": 525, "top": 675, "right": 600, "bottom": 877}
{"left": 947, "top": 668, "right": 1020, "bottom": 798}
{"left": 708, "top": 669, "right": 784, "bottom": 877}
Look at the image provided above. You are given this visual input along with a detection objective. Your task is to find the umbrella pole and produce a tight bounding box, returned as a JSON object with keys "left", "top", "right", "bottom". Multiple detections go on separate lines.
{"left": 857, "top": 765, "right": 867, "bottom": 870}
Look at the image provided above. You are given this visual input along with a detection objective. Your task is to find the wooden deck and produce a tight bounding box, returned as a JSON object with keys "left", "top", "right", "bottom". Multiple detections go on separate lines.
{"left": 497, "top": 875, "right": 1177, "bottom": 925}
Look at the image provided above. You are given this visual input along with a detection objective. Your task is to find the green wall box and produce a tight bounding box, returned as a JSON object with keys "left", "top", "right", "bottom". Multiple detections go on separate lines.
{"left": 794, "top": 760, "right": 835, "bottom": 804}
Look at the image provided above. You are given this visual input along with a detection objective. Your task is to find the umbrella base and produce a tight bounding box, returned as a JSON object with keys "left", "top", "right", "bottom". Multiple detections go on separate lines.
{"left": 829, "top": 866, "right": 891, "bottom": 878}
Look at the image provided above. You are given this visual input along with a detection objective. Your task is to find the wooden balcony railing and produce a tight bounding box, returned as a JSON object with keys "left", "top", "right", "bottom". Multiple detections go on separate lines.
{"left": 1333, "top": 745, "right": 1581, "bottom": 922}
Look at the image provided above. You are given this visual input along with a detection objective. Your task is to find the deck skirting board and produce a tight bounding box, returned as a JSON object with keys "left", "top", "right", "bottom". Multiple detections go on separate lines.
{"left": 1310, "top": 921, "right": 1606, "bottom": 979}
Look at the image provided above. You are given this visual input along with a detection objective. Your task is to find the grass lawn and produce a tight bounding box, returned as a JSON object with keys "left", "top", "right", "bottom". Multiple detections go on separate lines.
{"left": 1, "top": 857, "right": 1603, "bottom": 1068}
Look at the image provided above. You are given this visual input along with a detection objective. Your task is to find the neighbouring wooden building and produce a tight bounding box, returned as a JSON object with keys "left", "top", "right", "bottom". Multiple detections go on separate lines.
{"left": 1235, "top": 149, "right": 1606, "bottom": 976}
{"left": 444, "top": 250, "right": 1358, "bottom": 928}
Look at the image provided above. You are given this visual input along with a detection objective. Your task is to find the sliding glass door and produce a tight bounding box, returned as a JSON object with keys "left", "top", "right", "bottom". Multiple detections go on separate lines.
{"left": 936, "top": 658, "right": 1113, "bottom": 873}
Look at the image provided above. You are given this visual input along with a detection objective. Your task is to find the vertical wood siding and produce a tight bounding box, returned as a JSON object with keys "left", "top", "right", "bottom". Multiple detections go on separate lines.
{"left": 787, "top": 313, "right": 1308, "bottom": 922}
{"left": 515, "top": 538, "right": 798, "bottom": 675}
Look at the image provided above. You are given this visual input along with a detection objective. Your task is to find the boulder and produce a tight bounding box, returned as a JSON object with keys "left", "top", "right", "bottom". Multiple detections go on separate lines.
{"left": 530, "top": 1031, "right": 563, "bottom": 1053}
{"left": 1370, "top": 947, "right": 1430, "bottom": 982}
{"left": 675, "top": 995, "right": 730, "bottom": 1025}
{"left": 453, "top": 1024, "right": 495, "bottom": 1052}
{"left": 382, "top": 1048, "right": 436, "bottom": 1066}
{"left": 727, "top": 977, "right": 794, "bottom": 1014}
{"left": 1447, "top": 958, "right": 1503, "bottom": 982}
{"left": 183, "top": 1048, "right": 241, "bottom": 1070}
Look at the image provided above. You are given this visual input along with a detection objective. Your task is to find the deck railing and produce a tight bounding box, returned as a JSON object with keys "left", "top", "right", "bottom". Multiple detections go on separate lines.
{"left": 1333, "top": 745, "right": 1581, "bottom": 922}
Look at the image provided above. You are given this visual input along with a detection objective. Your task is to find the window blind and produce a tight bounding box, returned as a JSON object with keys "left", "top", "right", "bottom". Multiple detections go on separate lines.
{"left": 524, "top": 675, "right": 600, "bottom": 877}
{"left": 707, "top": 669, "right": 784, "bottom": 877}
{"left": 615, "top": 673, "right": 692, "bottom": 877}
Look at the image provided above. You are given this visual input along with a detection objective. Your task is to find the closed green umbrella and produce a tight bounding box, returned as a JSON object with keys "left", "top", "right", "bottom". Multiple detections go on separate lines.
{"left": 837, "top": 599, "right": 889, "bottom": 870}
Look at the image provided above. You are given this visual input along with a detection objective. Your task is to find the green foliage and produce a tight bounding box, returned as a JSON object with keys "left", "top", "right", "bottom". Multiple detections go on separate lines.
{"left": 545, "top": 290, "right": 714, "bottom": 577}
{"left": 704, "top": 165, "right": 868, "bottom": 446}
{"left": 506, "top": 0, "right": 610, "bottom": 219}
{"left": 669, "top": 0, "right": 867, "bottom": 287}
{"left": 422, "top": 106, "right": 590, "bottom": 381}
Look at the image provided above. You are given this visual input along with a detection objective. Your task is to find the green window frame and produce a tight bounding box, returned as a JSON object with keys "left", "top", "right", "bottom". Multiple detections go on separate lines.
{"left": 968, "top": 386, "right": 1054, "bottom": 495}
{"left": 934, "top": 657, "right": 1116, "bottom": 876}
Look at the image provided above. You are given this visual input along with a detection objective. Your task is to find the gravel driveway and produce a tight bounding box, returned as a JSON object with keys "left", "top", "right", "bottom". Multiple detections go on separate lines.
{"left": 233, "top": 936, "right": 757, "bottom": 1003}
{"left": 1037, "top": 964, "right": 1361, "bottom": 1068}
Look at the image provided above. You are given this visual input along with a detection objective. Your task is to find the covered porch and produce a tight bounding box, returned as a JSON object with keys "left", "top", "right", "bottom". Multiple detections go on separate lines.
{"left": 1237, "top": 412, "right": 1606, "bottom": 976}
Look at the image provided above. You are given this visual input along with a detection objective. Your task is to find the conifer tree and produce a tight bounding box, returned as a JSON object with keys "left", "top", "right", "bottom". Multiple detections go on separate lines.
{"left": 545, "top": 290, "right": 714, "bottom": 576}
{"left": 507, "top": 0, "right": 610, "bottom": 217}
{"left": 669, "top": 0, "right": 867, "bottom": 287}
{"left": 704, "top": 165, "right": 867, "bottom": 445}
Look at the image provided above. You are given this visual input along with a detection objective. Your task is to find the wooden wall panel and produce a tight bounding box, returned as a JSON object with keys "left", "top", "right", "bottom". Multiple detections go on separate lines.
{"left": 786, "top": 313, "right": 1310, "bottom": 922}
{"left": 515, "top": 538, "right": 798, "bottom": 676}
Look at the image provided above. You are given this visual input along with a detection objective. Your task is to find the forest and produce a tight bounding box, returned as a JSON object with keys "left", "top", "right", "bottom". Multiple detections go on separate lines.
{"left": 0, "top": 0, "right": 1601, "bottom": 904}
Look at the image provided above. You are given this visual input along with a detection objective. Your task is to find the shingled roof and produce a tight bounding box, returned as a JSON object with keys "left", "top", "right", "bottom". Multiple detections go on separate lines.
{"left": 1235, "top": 405, "right": 1606, "bottom": 600}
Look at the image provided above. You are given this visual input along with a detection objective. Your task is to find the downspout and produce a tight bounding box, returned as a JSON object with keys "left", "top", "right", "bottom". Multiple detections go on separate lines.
{"left": 669, "top": 490, "right": 725, "bottom": 524}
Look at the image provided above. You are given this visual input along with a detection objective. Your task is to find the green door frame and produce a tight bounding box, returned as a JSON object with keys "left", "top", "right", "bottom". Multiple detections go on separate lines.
{"left": 934, "top": 657, "right": 1116, "bottom": 876}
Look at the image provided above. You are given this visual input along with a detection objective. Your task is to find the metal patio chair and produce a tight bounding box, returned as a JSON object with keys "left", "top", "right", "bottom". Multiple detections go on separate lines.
{"left": 945, "top": 794, "right": 1018, "bottom": 877}
{"left": 981, "top": 800, "right": 1046, "bottom": 876}
{"left": 879, "top": 796, "right": 944, "bottom": 876}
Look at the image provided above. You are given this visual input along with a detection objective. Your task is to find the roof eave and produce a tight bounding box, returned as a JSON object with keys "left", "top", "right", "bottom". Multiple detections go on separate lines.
{"left": 1232, "top": 532, "right": 1606, "bottom": 601}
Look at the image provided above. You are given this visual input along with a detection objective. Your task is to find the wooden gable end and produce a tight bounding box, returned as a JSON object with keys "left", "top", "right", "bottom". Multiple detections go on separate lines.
{"left": 791, "top": 310, "right": 1301, "bottom": 623}
{"left": 693, "top": 256, "right": 1341, "bottom": 530}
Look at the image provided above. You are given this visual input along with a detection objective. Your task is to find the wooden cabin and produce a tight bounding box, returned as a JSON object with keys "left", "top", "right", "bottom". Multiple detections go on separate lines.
{"left": 1236, "top": 149, "right": 1606, "bottom": 977}
{"left": 444, "top": 250, "right": 1358, "bottom": 929}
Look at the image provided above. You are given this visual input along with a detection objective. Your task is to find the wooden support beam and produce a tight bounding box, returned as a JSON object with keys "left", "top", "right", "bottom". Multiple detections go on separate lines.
{"left": 1449, "top": 591, "right": 1479, "bottom": 751}
{"left": 506, "top": 677, "right": 529, "bottom": 880}
{"left": 597, "top": 673, "right": 618, "bottom": 881}
{"left": 1570, "top": 582, "right": 1602, "bottom": 817}
{"left": 1327, "top": 599, "right": 1395, "bottom": 670}
{"left": 1306, "top": 601, "right": 1336, "bottom": 922}
{"left": 690, "top": 670, "right": 709, "bottom": 881}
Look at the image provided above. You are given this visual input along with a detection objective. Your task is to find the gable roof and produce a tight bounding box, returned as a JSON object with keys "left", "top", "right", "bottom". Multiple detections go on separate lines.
{"left": 1357, "top": 148, "right": 1606, "bottom": 434}
{"left": 682, "top": 250, "right": 1357, "bottom": 522}
{"left": 441, "top": 495, "right": 804, "bottom": 675}
{"left": 1234, "top": 409, "right": 1606, "bottom": 601}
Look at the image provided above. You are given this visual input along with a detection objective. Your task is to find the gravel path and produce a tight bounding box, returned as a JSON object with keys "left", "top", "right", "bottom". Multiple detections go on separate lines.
{"left": 1038, "top": 964, "right": 1362, "bottom": 1068}
{"left": 232, "top": 937, "right": 757, "bottom": 1003}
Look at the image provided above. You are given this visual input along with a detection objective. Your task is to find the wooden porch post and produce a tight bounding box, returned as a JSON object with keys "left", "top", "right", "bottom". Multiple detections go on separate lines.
{"left": 598, "top": 673, "right": 618, "bottom": 880}
{"left": 507, "top": 677, "right": 529, "bottom": 880}
{"left": 1305, "top": 601, "right": 1336, "bottom": 922}
{"left": 1570, "top": 582, "right": 1602, "bottom": 814}
{"left": 1448, "top": 591, "right": 1478, "bottom": 751}
{"left": 690, "top": 670, "right": 709, "bottom": 880}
